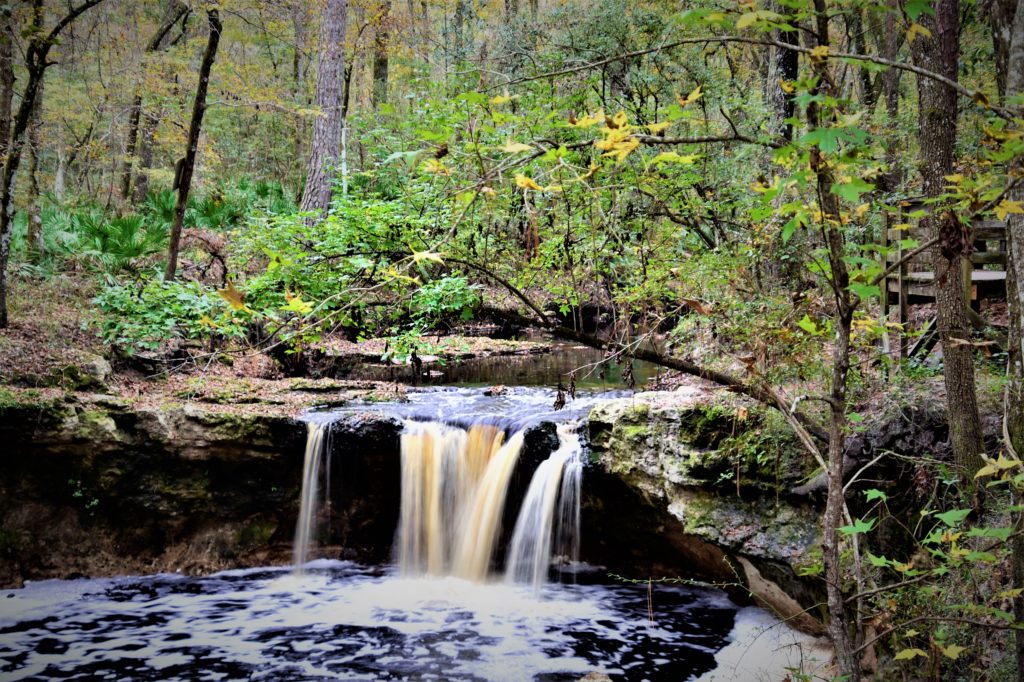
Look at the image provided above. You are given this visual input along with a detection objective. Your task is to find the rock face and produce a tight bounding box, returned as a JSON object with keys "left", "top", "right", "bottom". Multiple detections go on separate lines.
{"left": 0, "top": 393, "right": 402, "bottom": 587}
{"left": 583, "top": 388, "right": 826, "bottom": 635}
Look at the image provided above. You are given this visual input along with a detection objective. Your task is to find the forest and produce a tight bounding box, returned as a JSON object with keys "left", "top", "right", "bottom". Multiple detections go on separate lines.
{"left": 0, "top": 0, "right": 1023, "bottom": 680}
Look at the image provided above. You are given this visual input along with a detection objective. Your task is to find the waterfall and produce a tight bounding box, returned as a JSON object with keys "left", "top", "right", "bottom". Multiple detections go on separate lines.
{"left": 396, "top": 418, "right": 583, "bottom": 587}
{"left": 505, "top": 424, "right": 583, "bottom": 588}
{"left": 293, "top": 418, "right": 334, "bottom": 574}
{"left": 397, "top": 420, "right": 523, "bottom": 581}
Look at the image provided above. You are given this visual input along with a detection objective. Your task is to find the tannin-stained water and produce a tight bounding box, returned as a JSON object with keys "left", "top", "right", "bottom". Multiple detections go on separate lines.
{"left": 292, "top": 416, "right": 336, "bottom": 574}
{"left": 0, "top": 562, "right": 752, "bottom": 681}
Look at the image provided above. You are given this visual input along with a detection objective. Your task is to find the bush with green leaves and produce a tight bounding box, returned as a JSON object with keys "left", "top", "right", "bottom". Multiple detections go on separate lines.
{"left": 92, "top": 276, "right": 248, "bottom": 354}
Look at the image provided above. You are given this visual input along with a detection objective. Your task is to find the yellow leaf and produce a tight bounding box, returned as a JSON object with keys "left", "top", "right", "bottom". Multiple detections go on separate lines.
{"left": 421, "top": 158, "right": 450, "bottom": 176}
{"left": 995, "top": 200, "right": 1024, "bottom": 221}
{"left": 941, "top": 644, "right": 966, "bottom": 660}
{"left": 944, "top": 174, "right": 964, "bottom": 184}
{"left": 809, "top": 45, "right": 829, "bottom": 63}
{"left": 572, "top": 111, "right": 604, "bottom": 127}
{"left": 490, "top": 94, "right": 512, "bottom": 105}
{"left": 412, "top": 250, "right": 444, "bottom": 265}
{"left": 894, "top": 648, "right": 928, "bottom": 661}
{"left": 480, "top": 186, "right": 498, "bottom": 198}
{"left": 779, "top": 78, "right": 795, "bottom": 94}
{"left": 736, "top": 11, "right": 759, "bottom": 30}
{"left": 282, "top": 290, "right": 313, "bottom": 315}
{"left": 907, "top": 23, "right": 932, "bottom": 44}
{"left": 646, "top": 121, "right": 671, "bottom": 134}
{"left": 973, "top": 90, "right": 991, "bottom": 106}
{"left": 199, "top": 314, "right": 218, "bottom": 328}
{"left": 515, "top": 174, "right": 544, "bottom": 191}
{"left": 651, "top": 151, "right": 700, "bottom": 164}
{"left": 677, "top": 85, "right": 703, "bottom": 107}
{"left": 854, "top": 203, "right": 870, "bottom": 218}
{"left": 997, "top": 588, "right": 1024, "bottom": 599}
{"left": 543, "top": 184, "right": 563, "bottom": 193}
{"left": 608, "top": 110, "right": 629, "bottom": 129}
{"left": 500, "top": 140, "right": 533, "bottom": 154}
{"left": 601, "top": 137, "right": 640, "bottom": 163}
{"left": 595, "top": 127, "right": 632, "bottom": 150}
{"left": 217, "top": 281, "right": 249, "bottom": 312}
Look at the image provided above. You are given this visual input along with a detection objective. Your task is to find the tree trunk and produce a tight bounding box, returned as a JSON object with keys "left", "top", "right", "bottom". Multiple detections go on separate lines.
{"left": 26, "top": 80, "right": 44, "bottom": 263}
{"left": 291, "top": 0, "right": 310, "bottom": 194}
{"left": 299, "top": 0, "right": 348, "bottom": 215}
{"left": 910, "top": 0, "right": 985, "bottom": 476}
{"left": 989, "top": 0, "right": 1018, "bottom": 100}
{"left": 372, "top": 2, "right": 390, "bottom": 109}
{"left": 164, "top": 9, "right": 222, "bottom": 282}
{"left": 0, "top": 0, "right": 106, "bottom": 328}
{"left": 1000, "top": 1, "right": 1024, "bottom": 678}
{"left": 0, "top": 6, "right": 13, "bottom": 161}
{"left": 118, "top": 1, "right": 188, "bottom": 205}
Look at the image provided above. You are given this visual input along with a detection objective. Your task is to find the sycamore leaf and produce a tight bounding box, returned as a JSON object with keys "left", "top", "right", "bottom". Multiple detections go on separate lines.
{"left": 677, "top": 85, "right": 703, "bottom": 107}
{"left": 941, "top": 644, "right": 966, "bottom": 660}
{"left": 489, "top": 94, "right": 513, "bottom": 105}
{"left": 500, "top": 140, "right": 533, "bottom": 154}
{"left": 779, "top": 78, "right": 795, "bottom": 94}
{"left": 995, "top": 200, "right": 1024, "bottom": 221}
{"left": 894, "top": 648, "right": 928, "bottom": 661}
{"left": 906, "top": 22, "right": 932, "bottom": 43}
{"left": 867, "top": 552, "right": 890, "bottom": 568}
{"left": 515, "top": 174, "right": 544, "bottom": 191}
{"left": 797, "top": 314, "right": 820, "bottom": 335}
{"left": 606, "top": 110, "right": 629, "bottom": 129}
{"left": 420, "top": 158, "right": 450, "bottom": 176}
{"left": 199, "top": 314, "right": 218, "bottom": 328}
{"left": 646, "top": 121, "right": 671, "bottom": 134}
{"left": 217, "top": 281, "right": 249, "bottom": 312}
{"left": 736, "top": 11, "right": 760, "bottom": 29}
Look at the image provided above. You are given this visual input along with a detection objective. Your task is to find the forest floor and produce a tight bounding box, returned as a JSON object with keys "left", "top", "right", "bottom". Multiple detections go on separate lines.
{"left": 0, "top": 274, "right": 555, "bottom": 415}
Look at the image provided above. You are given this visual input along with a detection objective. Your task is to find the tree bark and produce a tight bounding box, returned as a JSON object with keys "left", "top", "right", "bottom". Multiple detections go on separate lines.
{"left": 164, "top": 9, "right": 222, "bottom": 282}
{"left": 118, "top": 1, "right": 188, "bottom": 205}
{"left": 372, "top": 2, "right": 390, "bottom": 109}
{"left": 26, "top": 80, "right": 44, "bottom": 263}
{"left": 1000, "top": 1, "right": 1024, "bottom": 678}
{"left": 0, "top": 6, "right": 14, "bottom": 162}
{"left": 0, "top": 0, "right": 106, "bottom": 328}
{"left": 299, "top": 0, "right": 348, "bottom": 215}
{"left": 910, "top": 0, "right": 985, "bottom": 476}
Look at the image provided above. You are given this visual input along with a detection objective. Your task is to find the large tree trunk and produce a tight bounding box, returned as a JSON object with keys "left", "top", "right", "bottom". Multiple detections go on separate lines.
{"left": 291, "top": 0, "right": 310, "bottom": 194}
{"left": 910, "top": 0, "right": 985, "bottom": 476}
{"left": 118, "top": 1, "right": 188, "bottom": 205}
{"left": 26, "top": 80, "right": 44, "bottom": 263}
{"left": 372, "top": 2, "right": 390, "bottom": 109}
{"left": 0, "top": 6, "right": 13, "bottom": 161}
{"left": 0, "top": 0, "right": 106, "bottom": 328}
{"left": 164, "top": 9, "right": 222, "bottom": 282}
{"left": 999, "top": 1, "right": 1024, "bottom": 678}
{"left": 299, "top": 0, "right": 348, "bottom": 215}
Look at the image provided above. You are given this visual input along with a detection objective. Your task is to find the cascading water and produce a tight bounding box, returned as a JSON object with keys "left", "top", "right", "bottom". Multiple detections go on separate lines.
{"left": 505, "top": 423, "right": 583, "bottom": 588}
{"left": 0, "top": 386, "right": 822, "bottom": 681}
{"left": 397, "top": 416, "right": 584, "bottom": 587}
{"left": 292, "top": 416, "right": 335, "bottom": 574}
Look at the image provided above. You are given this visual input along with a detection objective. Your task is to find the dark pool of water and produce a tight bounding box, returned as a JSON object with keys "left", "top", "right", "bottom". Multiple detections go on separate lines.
{"left": 0, "top": 562, "right": 738, "bottom": 681}
{"left": 348, "top": 343, "right": 662, "bottom": 390}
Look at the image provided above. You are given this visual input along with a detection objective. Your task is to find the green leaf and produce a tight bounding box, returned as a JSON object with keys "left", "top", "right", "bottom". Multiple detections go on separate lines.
{"left": 965, "top": 526, "right": 1012, "bottom": 541}
{"left": 964, "top": 551, "right": 998, "bottom": 562}
{"left": 904, "top": 0, "right": 936, "bottom": 20}
{"left": 941, "top": 644, "right": 966, "bottom": 660}
{"left": 831, "top": 178, "right": 875, "bottom": 203}
{"left": 848, "top": 282, "right": 880, "bottom": 300}
{"left": 840, "top": 517, "right": 876, "bottom": 535}
{"left": 935, "top": 508, "right": 971, "bottom": 527}
{"left": 864, "top": 489, "right": 888, "bottom": 503}
{"left": 797, "top": 314, "right": 820, "bottom": 334}
{"left": 867, "top": 552, "right": 890, "bottom": 567}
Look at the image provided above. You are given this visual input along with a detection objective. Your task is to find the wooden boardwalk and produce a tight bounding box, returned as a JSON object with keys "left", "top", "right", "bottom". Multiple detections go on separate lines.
{"left": 882, "top": 207, "right": 1007, "bottom": 359}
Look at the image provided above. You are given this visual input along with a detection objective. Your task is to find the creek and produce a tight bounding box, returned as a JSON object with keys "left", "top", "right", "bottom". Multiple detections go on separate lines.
{"left": 0, "top": 383, "right": 820, "bottom": 680}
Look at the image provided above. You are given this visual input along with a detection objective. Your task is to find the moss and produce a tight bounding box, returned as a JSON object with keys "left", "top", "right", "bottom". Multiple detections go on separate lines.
{"left": 236, "top": 518, "right": 276, "bottom": 550}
